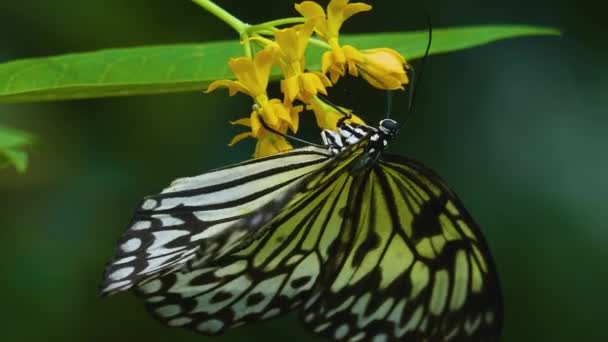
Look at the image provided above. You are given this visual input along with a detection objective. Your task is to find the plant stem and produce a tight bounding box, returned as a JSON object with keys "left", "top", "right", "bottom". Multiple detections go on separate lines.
{"left": 308, "top": 37, "right": 331, "bottom": 49}
{"left": 191, "top": 0, "right": 248, "bottom": 33}
{"left": 247, "top": 17, "right": 306, "bottom": 33}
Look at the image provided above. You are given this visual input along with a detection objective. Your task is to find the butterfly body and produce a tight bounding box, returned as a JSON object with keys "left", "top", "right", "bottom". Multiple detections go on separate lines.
{"left": 101, "top": 118, "right": 502, "bottom": 341}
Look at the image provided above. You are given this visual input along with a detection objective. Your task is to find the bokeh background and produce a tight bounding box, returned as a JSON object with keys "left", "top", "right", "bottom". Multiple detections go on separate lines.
{"left": 0, "top": 0, "right": 606, "bottom": 341}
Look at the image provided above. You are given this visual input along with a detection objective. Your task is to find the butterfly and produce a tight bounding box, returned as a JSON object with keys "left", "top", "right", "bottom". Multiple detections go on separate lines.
{"left": 100, "top": 114, "right": 503, "bottom": 341}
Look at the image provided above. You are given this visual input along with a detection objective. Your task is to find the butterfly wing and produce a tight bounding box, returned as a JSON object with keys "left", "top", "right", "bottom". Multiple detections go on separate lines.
{"left": 301, "top": 154, "right": 503, "bottom": 341}
{"left": 131, "top": 142, "right": 370, "bottom": 334}
{"left": 100, "top": 146, "right": 334, "bottom": 295}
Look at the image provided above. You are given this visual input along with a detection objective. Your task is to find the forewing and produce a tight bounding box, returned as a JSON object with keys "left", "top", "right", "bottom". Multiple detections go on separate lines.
{"left": 100, "top": 147, "right": 333, "bottom": 295}
{"left": 302, "top": 154, "right": 503, "bottom": 341}
{"left": 132, "top": 146, "right": 369, "bottom": 334}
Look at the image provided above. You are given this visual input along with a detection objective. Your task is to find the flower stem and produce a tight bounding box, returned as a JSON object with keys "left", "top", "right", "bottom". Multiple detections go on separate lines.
{"left": 191, "top": 0, "right": 248, "bottom": 33}
{"left": 247, "top": 17, "right": 306, "bottom": 34}
{"left": 308, "top": 37, "right": 331, "bottom": 49}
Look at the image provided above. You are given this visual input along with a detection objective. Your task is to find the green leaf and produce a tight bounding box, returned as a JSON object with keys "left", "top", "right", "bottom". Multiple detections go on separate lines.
{"left": 0, "top": 125, "right": 34, "bottom": 173}
{"left": 0, "top": 25, "right": 558, "bottom": 103}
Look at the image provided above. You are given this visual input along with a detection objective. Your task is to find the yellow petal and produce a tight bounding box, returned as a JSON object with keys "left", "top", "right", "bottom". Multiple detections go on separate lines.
{"left": 230, "top": 117, "right": 251, "bottom": 127}
{"left": 327, "top": 0, "right": 371, "bottom": 37}
{"left": 254, "top": 133, "right": 293, "bottom": 158}
{"left": 265, "top": 99, "right": 293, "bottom": 129}
{"left": 290, "top": 105, "right": 303, "bottom": 133}
{"left": 228, "top": 49, "right": 276, "bottom": 97}
{"left": 228, "top": 131, "right": 253, "bottom": 146}
{"left": 342, "top": 2, "right": 372, "bottom": 22}
{"left": 357, "top": 48, "right": 409, "bottom": 89}
{"left": 275, "top": 26, "right": 303, "bottom": 62}
{"left": 281, "top": 76, "right": 300, "bottom": 104}
{"left": 295, "top": 1, "right": 330, "bottom": 40}
{"left": 321, "top": 51, "right": 334, "bottom": 74}
{"left": 250, "top": 111, "right": 262, "bottom": 136}
{"left": 206, "top": 79, "right": 249, "bottom": 96}
{"left": 228, "top": 57, "right": 259, "bottom": 94}
{"left": 300, "top": 72, "right": 329, "bottom": 97}
{"left": 295, "top": 1, "right": 326, "bottom": 20}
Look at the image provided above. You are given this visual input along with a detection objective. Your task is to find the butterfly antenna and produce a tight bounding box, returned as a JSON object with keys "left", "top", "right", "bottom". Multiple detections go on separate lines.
{"left": 316, "top": 94, "right": 356, "bottom": 128}
{"left": 385, "top": 90, "right": 393, "bottom": 119}
{"left": 399, "top": 15, "right": 433, "bottom": 130}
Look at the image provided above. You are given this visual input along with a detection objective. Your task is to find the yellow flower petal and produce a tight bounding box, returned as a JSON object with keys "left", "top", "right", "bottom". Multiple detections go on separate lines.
{"left": 281, "top": 76, "right": 300, "bottom": 104}
{"left": 230, "top": 117, "right": 251, "bottom": 127}
{"left": 265, "top": 99, "right": 293, "bottom": 130}
{"left": 301, "top": 72, "right": 329, "bottom": 97}
{"left": 309, "top": 96, "right": 365, "bottom": 130}
{"left": 250, "top": 111, "right": 263, "bottom": 136}
{"left": 253, "top": 47, "right": 277, "bottom": 87}
{"left": 358, "top": 48, "right": 409, "bottom": 89}
{"left": 228, "top": 48, "right": 276, "bottom": 97}
{"left": 206, "top": 79, "right": 249, "bottom": 96}
{"left": 299, "top": 0, "right": 371, "bottom": 43}
{"left": 289, "top": 105, "right": 303, "bottom": 133}
{"left": 341, "top": 2, "right": 372, "bottom": 23}
{"left": 274, "top": 23, "right": 314, "bottom": 63}
{"left": 295, "top": 1, "right": 326, "bottom": 19}
{"left": 228, "top": 131, "right": 253, "bottom": 146}
{"left": 254, "top": 132, "right": 293, "bottom": 158}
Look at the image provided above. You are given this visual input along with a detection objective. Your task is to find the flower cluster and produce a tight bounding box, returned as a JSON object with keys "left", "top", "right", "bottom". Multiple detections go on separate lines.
{"left": 208, "top": 0, "right": 409, "bottom": 158}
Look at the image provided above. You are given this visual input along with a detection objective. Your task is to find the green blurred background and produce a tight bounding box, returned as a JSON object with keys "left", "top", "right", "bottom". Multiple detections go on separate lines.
{"left": 0, "top": 0, "right": 606, "bottom": 341}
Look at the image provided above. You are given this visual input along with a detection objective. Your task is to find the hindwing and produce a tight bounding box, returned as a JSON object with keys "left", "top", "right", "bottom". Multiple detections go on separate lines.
{"left": 301, "top": 154, "right": 503, "bottom": 341}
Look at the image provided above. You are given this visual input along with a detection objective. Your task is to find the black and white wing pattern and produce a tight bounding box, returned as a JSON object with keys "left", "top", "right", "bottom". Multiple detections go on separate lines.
{"left": 101, "top": 117, "right": 503, "bottom": 341}
{"left": 100, "top": 146, "right": 335, "bottom": 295}
{"left": 130, "top": 140, "right": 370, "bottom": 333}
{"left": 301, "top": 154, "right": 503, "bottom": 342}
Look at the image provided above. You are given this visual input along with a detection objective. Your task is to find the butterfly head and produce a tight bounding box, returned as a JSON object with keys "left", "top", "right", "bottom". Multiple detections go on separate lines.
{"left": 378, "top": 119, "right": 399, "bottom": 139}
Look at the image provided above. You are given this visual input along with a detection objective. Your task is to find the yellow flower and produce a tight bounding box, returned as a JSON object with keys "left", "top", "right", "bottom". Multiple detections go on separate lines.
{"left": 295, "top": 0, "right": 371, "bottom": 82}
{"left": 308, "top": 95, "right": 365, "bottom": 130}
{"left": 230, "top": 105, "right": 302, "bottom": 158}
{"left": 272, "top": 22, "right": 332, "bottom": 103}
{"left": 295, "top": 0, "right": 372, "bottom": 43}
{"left": 296, "top": 0, "right": 408, "bottom": 89}
{"left": 207, "top": 47, "right": 298, "bottom": 130}
{"left": 350, "top": 48, "right": 409, "bottom": 90}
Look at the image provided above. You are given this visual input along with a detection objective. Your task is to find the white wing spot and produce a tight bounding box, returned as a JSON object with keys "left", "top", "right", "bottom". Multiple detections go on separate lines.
{"left": 373, "top": 333, "right": 388, "bottom": 342}
{"left": 485, "top": 310, "right": 495, "bottom": 323}
{"left": 370, "top": 134, "right": 379, "bottom": 141}
{"left": 334, "top": 324, "right": 350, "bottom": 339}
{"left": 167, "top": 317, "right": 192, "bottom": 326}
{"left": 141, "top": 199, "right": 157, "bottom": 210}
{"left": 121, "top": 238, "right": 142, "bottom": 253}
{"left": 314, "top": 322, "right": 331, "bottom": 333}
{"left": 146, "top": 296, "right": 165, "bottom": 303}
{"left": 139, "top": 279, "right": 163, "bottom": 294}
{"left": 131, "top": 220, "right": 151, "bottom": 230}
{"left": 155, "top": 304, "right": 182, "bottom": 318}
{"left": 197, "top": 319, "right": 224, "bottom": 333}
{"left": 290, "top": 300, "right": 302, "bottom": 309}
{"left": 350, "top": 332, "right": 366, "bottom": 342}
{"left": 261, "top": 308, "right": 281, "bottom": 319}
{"left": 109, "top": 267, "right": 134, "bottom": 281}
